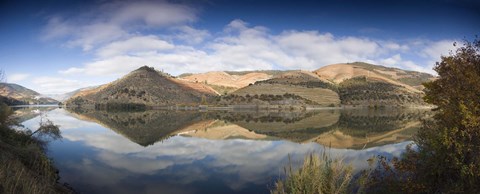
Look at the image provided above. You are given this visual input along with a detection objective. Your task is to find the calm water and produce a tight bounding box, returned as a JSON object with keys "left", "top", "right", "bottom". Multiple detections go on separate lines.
{"left": 15, "top": 107, "right": 430, "bottom": 194}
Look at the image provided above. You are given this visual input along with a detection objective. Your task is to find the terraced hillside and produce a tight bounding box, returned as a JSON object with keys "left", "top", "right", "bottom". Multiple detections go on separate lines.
{"left": 313, "top": 62, "right": 434, "bottom": 93}
{"left": 214, "top": 71, "right": 340, "bottom": 107}
{"left": 179, "top": 71, "right": 272, "bottom": 93}
{"left": 338, "top": 76, "right": 426, "bottom": 106}
{"left": 310, "top": 62, "right": 435, "bottom": 106}
{"left": 230, "top": 84, "right": 340, "bottom": 106}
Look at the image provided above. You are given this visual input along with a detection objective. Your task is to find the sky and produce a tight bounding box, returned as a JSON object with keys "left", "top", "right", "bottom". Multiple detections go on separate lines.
{"left": 0, "top": 0, "right": 479, "bottom": 95}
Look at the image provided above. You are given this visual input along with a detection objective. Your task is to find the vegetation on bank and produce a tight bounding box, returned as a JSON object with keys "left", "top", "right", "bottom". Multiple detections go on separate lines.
{"left": 272, "top": 38, "right": 480, "bottom": 193}
{"left": 271, "top": 152, "right": 353, "bottom": 194}
{"left": 0, "top": 103, "right": 70, "bottom": 194}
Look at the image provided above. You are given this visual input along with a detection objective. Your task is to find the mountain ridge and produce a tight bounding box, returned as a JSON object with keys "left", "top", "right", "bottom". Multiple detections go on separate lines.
{"left": 64, "top": 63, "right": 435, "bottom": 108}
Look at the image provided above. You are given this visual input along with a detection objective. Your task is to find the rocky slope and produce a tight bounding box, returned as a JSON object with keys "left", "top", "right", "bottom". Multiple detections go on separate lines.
{"left": 65, "top": 66, "right": 217, "bottom": 108}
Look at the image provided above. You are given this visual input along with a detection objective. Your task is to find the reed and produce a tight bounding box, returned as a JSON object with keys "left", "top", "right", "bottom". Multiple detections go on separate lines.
{"left": 271, "top": 151, "right": 353, "bottom": 194}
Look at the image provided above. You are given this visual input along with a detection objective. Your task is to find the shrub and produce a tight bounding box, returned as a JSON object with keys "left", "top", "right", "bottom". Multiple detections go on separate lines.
{"left": 271, "top": 152, "right": 353, "bottom": 194}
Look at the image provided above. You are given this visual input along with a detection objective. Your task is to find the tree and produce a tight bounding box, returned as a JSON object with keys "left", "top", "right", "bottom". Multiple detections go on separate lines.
{"left": 365, "top": 38, "right": 480, "bottom": 193}
{"left": 415, "top": 38, "right": 480, "bottom": 193}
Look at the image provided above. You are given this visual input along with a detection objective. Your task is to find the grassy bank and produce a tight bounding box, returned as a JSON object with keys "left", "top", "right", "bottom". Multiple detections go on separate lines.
{"left": 0, "top": 103, "right": 72, "bottom": 194}
{"left": 271, "top": 152, "right": 353, "bottom": 194}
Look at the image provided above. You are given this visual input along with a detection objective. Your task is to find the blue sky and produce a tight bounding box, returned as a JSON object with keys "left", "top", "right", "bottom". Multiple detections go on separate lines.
{"left": 0, "top": 0, "right": 479, "bottom": 94}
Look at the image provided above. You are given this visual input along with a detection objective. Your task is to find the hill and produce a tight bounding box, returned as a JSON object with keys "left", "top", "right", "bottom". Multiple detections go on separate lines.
{"left": 313, "top": 62, "right": 435, "bottom": 92}
{"left": 0, "top": 83, "right": 59, "bottom": 105}
{"left": 212, "top": 63, "right": 434, "bottom": 107}
{"left": 214, "top": 71, "right": 341, "bottom": 107}
{"left": 312, "top": 62, "right": 434, "bottom": 106}
{"left": 179, "top": 71, "right": 272, "bottom": 93}
{"left": 65, "top": 66, "right": 218, "bottom": 108}
{"left": 337, "top": 76, "right": 425, "bottom": 106}
{"left": 64, "top": 62, "right": 435, "bottom": 108}
{"left": 0, "top": 95, "right": 24, "bottom": 106}
{"left": 49, "top": 85, "right": 102, "bottom": 102}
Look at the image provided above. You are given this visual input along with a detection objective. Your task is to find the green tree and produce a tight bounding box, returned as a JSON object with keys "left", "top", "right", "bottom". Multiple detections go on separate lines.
{"left": 365, "top": 38, "right": 480, "bottom": 193}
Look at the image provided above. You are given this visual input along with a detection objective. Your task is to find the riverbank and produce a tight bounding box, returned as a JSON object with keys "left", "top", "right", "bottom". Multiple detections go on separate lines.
{"left": 0, "top": 103, "right": 72, "bottom": 194}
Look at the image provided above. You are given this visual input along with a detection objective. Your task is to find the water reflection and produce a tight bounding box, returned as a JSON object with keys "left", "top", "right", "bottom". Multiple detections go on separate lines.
{"left": 68, "top": 108, "right": 430, "bottom": 149}
{"left": 18, "top": 107, "right": 430, "bottom": 194}
{"left": 12, "top": 106, "right": 57, "bottom": 123}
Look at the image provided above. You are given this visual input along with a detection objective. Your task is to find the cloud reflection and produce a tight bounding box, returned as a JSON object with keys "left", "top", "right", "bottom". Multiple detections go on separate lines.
{"left": 19, "top": 108, "right": 414, "bottom": 194}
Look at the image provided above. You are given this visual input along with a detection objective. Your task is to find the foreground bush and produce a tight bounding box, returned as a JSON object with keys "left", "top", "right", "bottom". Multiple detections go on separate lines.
{"left": 271, "top": 152, "right": 353, "bottom": 194}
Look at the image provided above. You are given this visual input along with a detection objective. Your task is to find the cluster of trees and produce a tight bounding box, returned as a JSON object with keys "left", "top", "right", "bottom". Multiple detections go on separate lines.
{"left": 110, "top": 88, "right": 148, "bottom": 101}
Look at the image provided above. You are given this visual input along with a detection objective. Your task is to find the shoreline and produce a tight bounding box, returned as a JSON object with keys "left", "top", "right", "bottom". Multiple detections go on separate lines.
{"left": 60, "top": 104, "right": 435, "bottom": 112}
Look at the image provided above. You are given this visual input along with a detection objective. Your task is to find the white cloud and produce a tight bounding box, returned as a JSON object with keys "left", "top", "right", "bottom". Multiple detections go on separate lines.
{"left": 109, "top": 1, "right": 196, "bottom": 27}
{"left": 173, "top": 26, "right": 211, "bottom": 44}
{"left": 66, "top": 19, "right": 417, "bottom": 76}
{"left": 52, "top": 14, "right": 456, "bottom": 80}
{"left": 96, "top": 35, "right": 175, "bottom": 58}
{"left": 380, "top": 54, "right": 403, "bottom": 66}
{"left": 18, "top": 108, "right": 416, "bottom": 192}
{"left": 382, "top": 42, "right": 410, "bottom": 51}
{"left": 66, "top": 23, "right": 128, "bottom": 51}
{"left": 421, "top": 40, "right": 455, "bottom": 59}
{"left": 60, "top": 127, "right": 411, "bottom": 190}
{"left": 59, "top": 67, "right": 85, "bottom": 75}
{"left": 42, "top": 1, "right": 196, "bottom": 51}
{"left": 41, "top": 17, "right": 73, "bottom": 40}
{"left": 7, "top": 73, "right": 30, "bottom": 82}
{"left": 32, "top": 76, "right": 92, "bottom": 94}
{"left": 406, "top": 39, "right": 456, "bottom": 75}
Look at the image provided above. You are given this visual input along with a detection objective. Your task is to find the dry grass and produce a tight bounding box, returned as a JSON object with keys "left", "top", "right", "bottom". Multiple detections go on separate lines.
{"left": 271, "top": 152, "right": 353, "bottom": 194}
{"left": 0, "top": 147, "right": 61, "bottom": 194}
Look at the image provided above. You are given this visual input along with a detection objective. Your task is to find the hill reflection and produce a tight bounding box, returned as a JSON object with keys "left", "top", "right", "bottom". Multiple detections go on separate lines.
{"left": 67, "top": 108, "right": 431, "bottom": 149}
